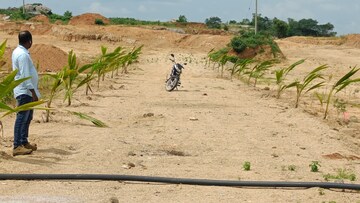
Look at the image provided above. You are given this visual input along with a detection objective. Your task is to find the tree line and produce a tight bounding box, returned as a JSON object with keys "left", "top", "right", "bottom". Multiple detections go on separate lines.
{"left": 204, "top": 14, "right": 337, "bottom": 38}
{"left": 1, "top": 5, "right": 336, "bottom": 38}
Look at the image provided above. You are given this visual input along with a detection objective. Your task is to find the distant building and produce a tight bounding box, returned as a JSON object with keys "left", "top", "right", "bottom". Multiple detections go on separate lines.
{"left": 24, "top": 3, "right": 52, "bottom": 15}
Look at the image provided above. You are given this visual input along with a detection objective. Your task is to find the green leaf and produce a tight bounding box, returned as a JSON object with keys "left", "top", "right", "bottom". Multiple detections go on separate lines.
{"left": 76, "top": 75, "right": 95, "bottom": 89}
{"left": 306, "top": 82, "right": 325, "bottom": 93}
{"left": 0, "top": 70, "right": 31, "bottom": 98}
{"left": 78, "top": 64, "right": 93, "bottom": 73}
{"left": 11, "top": 100, "right": 47, "bottom": 112}
{"left": 1, "top": 100, "right": 48, "bottom": 118}
{"left": 286, "top": 81, "right": 299, "bottom": 88}
{"left": 308, "top": 64, "right": 328, "bottom": 75}
{"left": 335, "top": 78, "right": 360, "bottom": 93}
{"left": 286, "top": 59, "right": 305, "bottom": 73}
{"left": 0, "top": 40, "right": 7, "bottom": 59}
{"left": 275, "top": 69, "right": 284, "bottom": 84}
{"left": 0, "top": 102, "right": 13, "bottom": 112}
{"left": 68, "top": 111, "right": 108, "bottom": 127}
{"left": 334, "top": 67, "right": 359, "bottom": 87}
{"left": 101, "top": 46, "right": 107, "bottom": 55}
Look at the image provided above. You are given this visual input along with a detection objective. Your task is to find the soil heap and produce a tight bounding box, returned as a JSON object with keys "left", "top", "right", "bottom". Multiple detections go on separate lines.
{"left": 68, "top": 13, "right": 110, "bottom": 26}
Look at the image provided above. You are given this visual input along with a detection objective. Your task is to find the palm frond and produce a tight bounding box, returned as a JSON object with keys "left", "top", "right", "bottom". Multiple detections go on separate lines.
{"left": 0, "top": 70, "right": 30, "bottom": 98}
{"left": 0, "top": 102, "right": 13, "bottom": 112}
{"left": 334, "top": 67, "right": 359, "bottom": 87}
{"left": 1, "top": 100, "right": 48, "bottom": 118}
{"left": 336, "top": 78, "right": 360, "bottom": 93}
{"left": 306, "top": 82, "right": 325, "bottom": 93}
{"left": 0, "top": 40, "right": 6, "bottom": 59}
{"left": 68, "top": 111, "right": 108, "bottom": 128}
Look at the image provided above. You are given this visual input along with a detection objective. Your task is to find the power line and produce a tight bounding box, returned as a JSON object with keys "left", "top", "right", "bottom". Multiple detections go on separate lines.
{"left": 247, "top": 0, "right": 253, "bottom": 19}
{"left": 255, "top": 0, "right": 258, "bottom": 34}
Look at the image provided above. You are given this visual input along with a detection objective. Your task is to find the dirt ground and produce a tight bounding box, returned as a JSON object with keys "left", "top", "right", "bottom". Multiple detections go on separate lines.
{"left": 0, "top": 15, "right": 359, "bottom": 202}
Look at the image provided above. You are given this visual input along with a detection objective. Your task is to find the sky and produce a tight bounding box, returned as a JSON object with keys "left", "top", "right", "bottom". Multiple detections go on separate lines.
{"left": 0, "top": 0, "right": 359, "bottom": 35}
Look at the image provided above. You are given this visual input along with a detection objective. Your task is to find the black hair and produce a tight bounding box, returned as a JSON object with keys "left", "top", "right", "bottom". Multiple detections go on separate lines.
{"left": 18, "top": 30, "right": 32, "bottom": 45}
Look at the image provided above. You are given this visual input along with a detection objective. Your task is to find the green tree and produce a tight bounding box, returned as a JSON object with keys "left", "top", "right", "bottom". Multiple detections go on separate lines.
{"left": 287, "top": 18, "right": 336, "bottom": 37}
{"left": 63, "top": 10, "right": 72, "bottom": 20}
{"left": 176, "top": 15, "right": 187, "bottom": 23}
{"left": 298, "top": 18, "right": 319, "bottom": 36}
{"left": 240, "top": 18, "right": 251, "bottom": 25}
{"left": 229, "top": 20, "right": 237, "bottom": 24}
{"left": 251, "top": 14, "right": 273, "bottom": 33}
{"left": 205, "top": 16, "right": 222, "bottom": 29}
{"left": 273, "top": 18, "right": 289, "bottom": 38}
{"left": 318, "top": 23, "right": 337, "bottom": 37}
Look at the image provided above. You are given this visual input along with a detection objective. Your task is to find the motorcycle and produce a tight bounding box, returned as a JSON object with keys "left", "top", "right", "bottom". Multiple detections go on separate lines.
{"left": 165, "top": 54, "right": 186, "bottom": 91}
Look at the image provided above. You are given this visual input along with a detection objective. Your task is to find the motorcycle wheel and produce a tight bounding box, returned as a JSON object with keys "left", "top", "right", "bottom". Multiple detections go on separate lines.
{"left": 165, "top": 77, "right": 179, "bottom": 91}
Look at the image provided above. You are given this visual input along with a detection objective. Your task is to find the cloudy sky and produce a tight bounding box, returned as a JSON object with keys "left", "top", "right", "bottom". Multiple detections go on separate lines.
{"left": 1, "top": 0, "right": 359, "bottom": 35}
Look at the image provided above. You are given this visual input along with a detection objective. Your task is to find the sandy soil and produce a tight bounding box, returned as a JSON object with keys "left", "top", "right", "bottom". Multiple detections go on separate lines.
{"left": 0, "top": 18, "right": 359, "bottom": 202}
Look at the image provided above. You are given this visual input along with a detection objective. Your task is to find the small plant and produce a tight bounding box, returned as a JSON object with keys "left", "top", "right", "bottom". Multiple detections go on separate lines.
{"left": 323, "top": 169, "right": 356, "bottom": 181}
{"left": 245, "top": 60, "right": 275, "bottom": 87}
{"left": 288, "top": 165, "right": 296, "bottom": 171}
{"left": 229, "top": 58, "right": 253, "bottom": 80}
{"left": 333, "top": 98, "right": 347, "bottom": 115}
{"left": 206, "top": 48, "right": 230, "bottom": 75}
{"left": 309, "top": 161, "right": 321, "bottom": 172}
{"left": 324, "top": 66, "right": 360, "bottom": 119}
{"left": 314, "top": 92, "right": 326, "bottom": 107}
{"left": 275, "top": 59, "right": 304, "bottom": 99}
{"left": 318, "top": 188, "right": 325, "bottom": 196}
{"left": 286, "top": 64, "right": 327, "bottom": 108}
{"left": 243, "top": 161, "right": 251, "bottom": 171}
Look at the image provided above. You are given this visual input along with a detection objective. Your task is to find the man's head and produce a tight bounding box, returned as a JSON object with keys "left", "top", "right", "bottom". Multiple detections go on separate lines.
{"left": 18, "top": 30, "right": 32, "bottom": 49}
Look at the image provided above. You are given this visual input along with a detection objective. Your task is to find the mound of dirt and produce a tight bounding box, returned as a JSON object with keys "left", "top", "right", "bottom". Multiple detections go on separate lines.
{"left": 227, "top": 45, "right": 284, "bottom": 61}
{"left": 280, "top": 34, "right": 360, "bottom": 49}
{"left": 69, "top": 13, "right": 109, "bottom": 26}
{"left": 281, "top": 36, "right": 344, "bottom": 46}
{"left": 343, "top": 34, "right": 360, "bottom": 48}
{"left": 1, "top": 44, "right": 68, "bottom": 72}
{"left": 29, "top": 14, "right": 50, "bottom": 24}
{"left": 30, "top": 44, "right": 69, "bottom": 72}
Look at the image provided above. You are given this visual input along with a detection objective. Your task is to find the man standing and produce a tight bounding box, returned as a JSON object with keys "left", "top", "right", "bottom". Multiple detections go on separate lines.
{"left": 12, "top": 30, "right": 40, "bottom": 156}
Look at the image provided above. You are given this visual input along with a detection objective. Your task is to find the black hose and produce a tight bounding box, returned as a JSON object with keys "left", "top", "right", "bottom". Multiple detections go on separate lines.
{"left": 0, "top": 174, "right": 359, "bottom": 190}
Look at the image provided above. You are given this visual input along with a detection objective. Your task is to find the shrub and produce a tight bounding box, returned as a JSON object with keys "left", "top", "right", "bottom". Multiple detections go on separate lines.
{"left": 48, "top": 11, "right": 72, "bottom": 24}
{"left": 230, "top": 31, "right": 281, "bottom": 57}
{"left": 243, "top": 161, "right": 251, "bottom": 171}
{"left": 95, "top": 18, "right": 105, "bottom": 25}
{"left": 230, "top": 36, "right": 247, "bottom": 53}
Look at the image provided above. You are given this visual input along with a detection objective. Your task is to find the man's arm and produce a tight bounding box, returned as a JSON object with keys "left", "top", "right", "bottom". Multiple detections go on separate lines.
{"left": 29, "top": 89, "right": 38, "bottom": 101}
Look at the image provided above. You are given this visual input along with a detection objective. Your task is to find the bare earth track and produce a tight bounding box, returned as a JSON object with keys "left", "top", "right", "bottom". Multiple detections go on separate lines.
{"left": 0, "top": 14, "right": 359, "bottom": 202}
